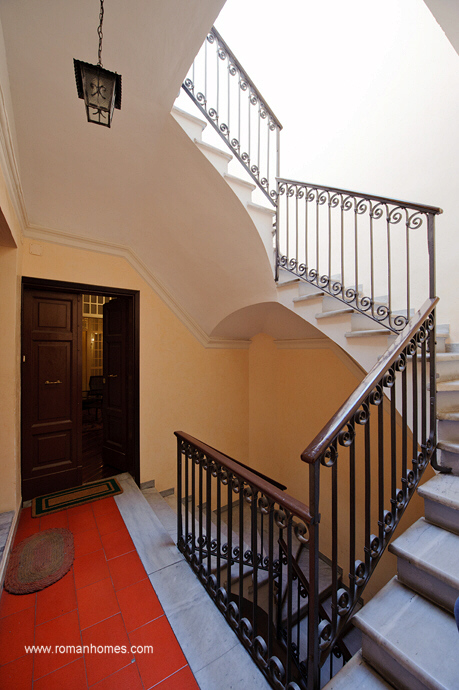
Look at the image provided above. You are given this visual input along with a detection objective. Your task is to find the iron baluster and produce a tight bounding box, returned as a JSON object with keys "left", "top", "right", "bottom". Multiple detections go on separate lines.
{"left": 184, "top": 444, "right": 189, "bottom": 552}
{"left": 177, "top": 440, "right": 183, "bottom": 550}
{"left": 328, "top": 193, "right": 332, "bottom": 288}
{"left": 340, "top": 198, "right": 345, "bottom": 299}
{"left": 199, "top": 453, "right": 203, "bottom": 566}
{"left": 191, "top": 445, "right": 196, "bottom": 559}
{"left": 406, "top": 214, "right": 411, "bottom": 322}
{"left": 307, "top": 460, "right": 320, "bottom": 690}
{"left": 251, "top": 489, "right": 258, "bottom": 640}
{"left": 349, "top": 424, "right": 356, "bottom": 604}
{"left": 227, "top": 477, "right": 233, "bottom": 618}
{"left": 354, "top": 202, "right": 359, "bottom": 304}
{"left": 390, "top": 371, "right": 397, "bottom": 520}
{"left": 331, "top": 456, "right": 338, "bottom": 649}
{"left": 369, "top": 204, "right": 375, "bottom": 320}
{"left": 206, "top": 458, "right": 212, "bottom": 577}
{"left": 364, "top": 401, "right": 372, "bottom": 572}
{"left": 378, "top": 391, "right": 385, "bottom": 545}
{"left": 268, "top": 507, "right": 274, "bottom": 660}
{"left": 286, "top": 518, "right": 293, "bottom": 684}
{"left": 316, "top": 192, "right": 320, "bottom": 288}
{"left": 238, "top": 487, "right": 244, "bottom": 619}
{"left": 421, "top": 330, "right": 427, "bottom": 447}
{"left": 217, "top": 467, "right": 222, "bottom": 590}
{"left": 412, "top": 335, "right": 418, "bottom": 477}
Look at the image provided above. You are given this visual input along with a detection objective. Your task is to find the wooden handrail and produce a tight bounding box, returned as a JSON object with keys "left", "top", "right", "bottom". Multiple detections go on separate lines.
{"left": 192, "top": 439, "right": 288, "bottom": 492}
{"left": 175, "top": 431, "right": 311, "bottom": 524}
{"left": 301, "top": 297, "right": 438, "bottom": 464}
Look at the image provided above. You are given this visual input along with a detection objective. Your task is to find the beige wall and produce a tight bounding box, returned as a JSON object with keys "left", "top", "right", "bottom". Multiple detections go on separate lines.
{"left": 21, "top": 238, "right": 251, "bottom": 492}
{"left": 0, "top": 164, "right": 23, "bottom": 512}
{"left": 246, "top": 332, "right": 433, "bottom": 601}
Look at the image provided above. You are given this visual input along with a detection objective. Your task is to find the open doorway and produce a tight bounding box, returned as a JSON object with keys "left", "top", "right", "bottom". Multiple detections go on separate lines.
{"left": 21, "top": 278, "right": 140, "bottom": 501}
{"left": 81, "top": 293, "right": 116, "bottom": 483}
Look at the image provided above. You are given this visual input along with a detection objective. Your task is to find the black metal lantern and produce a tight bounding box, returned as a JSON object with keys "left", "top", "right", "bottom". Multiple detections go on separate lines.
{"left": 74, "top": 0, "right": 122, "bottom": 127}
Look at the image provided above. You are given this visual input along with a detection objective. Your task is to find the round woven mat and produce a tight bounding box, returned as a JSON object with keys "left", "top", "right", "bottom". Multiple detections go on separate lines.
{"left": 4, "top": 528, "right": 74, "bottom": 594}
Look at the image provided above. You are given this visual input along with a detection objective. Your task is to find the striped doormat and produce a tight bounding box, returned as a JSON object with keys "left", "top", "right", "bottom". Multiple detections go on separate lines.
{"left": 32, "top": 478, "right": 123, "bottom": 517}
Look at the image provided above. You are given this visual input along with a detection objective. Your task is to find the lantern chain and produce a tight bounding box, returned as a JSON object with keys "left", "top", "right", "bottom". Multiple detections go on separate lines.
{"left": 97, "top": 0, "right": 104, "bottom": 67}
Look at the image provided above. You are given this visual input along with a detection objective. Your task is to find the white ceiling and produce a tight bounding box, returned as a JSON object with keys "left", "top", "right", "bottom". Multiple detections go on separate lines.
{"left": 0, "top": 0, "right": 340, "bottom": 343}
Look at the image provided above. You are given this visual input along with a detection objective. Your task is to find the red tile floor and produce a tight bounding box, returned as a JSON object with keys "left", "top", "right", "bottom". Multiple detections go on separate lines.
{"left": 0, "top": 497, "right": 200, "bottom": 689}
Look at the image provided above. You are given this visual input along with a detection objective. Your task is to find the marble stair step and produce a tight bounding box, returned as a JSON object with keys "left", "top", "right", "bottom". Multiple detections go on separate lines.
{"left": 433, "top": 378, "right": 459, "bottom": 391}
{"left": 195, "top": 138, "right": 233, "bottom": 175}
{"left": 322, "top": 651, "right": 393, "bottom": 689}
{"left": 345, "top": 329, "right": 390, "bottom": 339}
{"left": 417, "top": 474, "right": 459, "bottom": 535}
{"left": 171, "top": 105, "right": 207, "bottom": 140}
{"left": 436, "top": 352, "right": 459, "bottom": 379}
{"left": 316, "top": 308, "right": 354, "bottom": 319}
{"left": 353, "top": 577, "right": 459, "bottom": 690}
{"left": 292, "top": 291, "right": 324, "bottom": 303}
{"left": 437, "top": 410, "right": 459, "bottom": 421}
{"left": 389, "top": 517, "right": 459, "bottom": 612}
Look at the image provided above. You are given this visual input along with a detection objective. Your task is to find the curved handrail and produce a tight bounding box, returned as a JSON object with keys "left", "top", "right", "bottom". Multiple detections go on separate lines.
{"left": 301, "top": 297, "right": 438, "bottom": 464}
{"left": 175, "top": 430, "right": 311, "bottom": 524}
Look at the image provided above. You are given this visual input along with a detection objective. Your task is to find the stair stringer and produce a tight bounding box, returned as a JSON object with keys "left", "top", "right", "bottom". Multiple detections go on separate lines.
{"left": 172, "top": 105, "right": 398, "bottom": 375}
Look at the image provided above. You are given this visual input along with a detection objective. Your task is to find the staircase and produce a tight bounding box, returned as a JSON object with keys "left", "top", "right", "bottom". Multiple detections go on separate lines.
{"left": 323, "top": 473, "right": 459, "bottom": 689}
{"left": 322, "top": 351, "right": 459, "bottom": 689}
{"left": 171, "top": 101, "right": 451, "bottom": 376}
{"left": 166, "top": 24, "right": 457, "bottom": 690}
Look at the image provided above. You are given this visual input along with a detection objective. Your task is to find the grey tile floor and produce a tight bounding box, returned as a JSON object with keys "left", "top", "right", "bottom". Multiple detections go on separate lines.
{"left": 115, "top": 474, "right": 271, "bottom": 690}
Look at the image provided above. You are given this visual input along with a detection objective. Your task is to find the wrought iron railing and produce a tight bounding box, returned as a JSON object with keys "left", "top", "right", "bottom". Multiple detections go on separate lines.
{"left": 301, "top": 297, "right": 442, "bottom": 688}
{"left": 275, "top": 179, "right": 442, "bottom": 332}
{"left": 175, "top": 299, "right": 443, "bottom": 689}
{"left": 181, "top": 26, "right": 282, "bottom": 204}
{"left": 179, "top": 28, "right": 442, "bottom": 334}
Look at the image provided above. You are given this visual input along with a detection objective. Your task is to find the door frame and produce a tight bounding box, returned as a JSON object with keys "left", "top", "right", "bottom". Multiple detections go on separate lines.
{"left": 22, "top": 277, "right": 140, "bottom": 488}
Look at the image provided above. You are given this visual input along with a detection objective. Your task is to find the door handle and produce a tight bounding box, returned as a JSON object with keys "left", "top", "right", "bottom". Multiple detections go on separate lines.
{"left": 108, "top": 374, "right": 118, "bottom": 378}
{"left": 44, "top": 380, "right": 62, "bottom": 385}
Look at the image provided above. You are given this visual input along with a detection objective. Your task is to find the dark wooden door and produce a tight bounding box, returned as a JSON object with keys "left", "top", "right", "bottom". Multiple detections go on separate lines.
{"left": 22, "top": 289, "right": 82, "bottom": 500}
{"left": 102, "top": 298, "right": 130, "bottom": 473}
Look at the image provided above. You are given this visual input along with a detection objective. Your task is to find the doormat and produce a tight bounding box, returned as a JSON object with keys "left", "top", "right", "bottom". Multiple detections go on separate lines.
{"left": 32, "top": 478, "right": 123, "bottom": 517}
{"left": 4, "top": 528, "right": 74, "bottom": 594}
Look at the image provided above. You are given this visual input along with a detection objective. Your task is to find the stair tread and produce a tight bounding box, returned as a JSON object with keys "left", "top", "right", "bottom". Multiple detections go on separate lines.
{"left": 322, "top": 651, "right": 393, "bottom": 689}
{"left": 276, "top": 278, "right": 301, "bottom": 287}
{"left": 417, "top": 474, "right": 459, "bottom": 511}
{"left": 345, "top": 329, "right": 390, "bottom": 338}
{"left": 194, "top": 138, "right": 233, "bottom": 161}
{"left": 247, "top": 201, "right": 275, "bottom": 216}
{"left": 223, "top": 172, "right": 256, "bottom": 191}
{"left": 437, "top": 352, "right": 459, "bottom": 361}
{"left": 437, "top": 410, "right": 459, "bottom": 421}
{"left": 353, "top": 577, "right": 459, "bottom": 688}
{"left": 436, "top": 379, "right": 459, "bottom": 391}
{"left": 292, "top": 291, "right": 324, "bottom": 303}
{"left": 171, "top": 105, "right": 207, "bottom": 131}
{"left": 316, "top": 308, "right": 354, "bottom": 319}
{"left": 437, "top": 439, "right": 459, "bottom": 454}
{"left": 389, "top": 517, "right": 459, "bottom": 591}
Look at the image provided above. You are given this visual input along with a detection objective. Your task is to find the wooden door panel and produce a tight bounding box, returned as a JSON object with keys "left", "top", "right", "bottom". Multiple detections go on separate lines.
{"left": 35, "top": 342, "right": 72, "bottom": 420}
{"left": 36, "top": 300, "right": 71, "bottom": 331}
{"left": 22, "top": 289, "right": 82, "bottom": 500}
{"left": 34, "top": 431, "right": 72, "bottom": 469}
{"left": 103, "top": 298, "right": 129, "bottom": 472}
